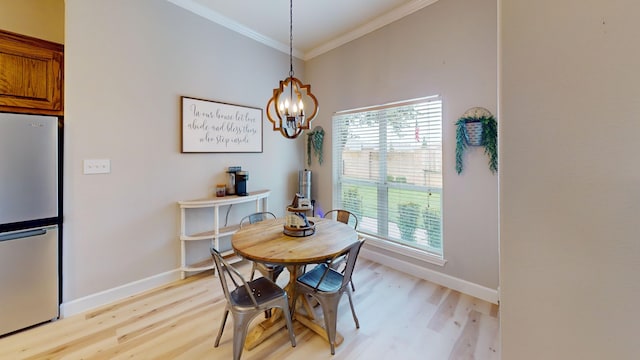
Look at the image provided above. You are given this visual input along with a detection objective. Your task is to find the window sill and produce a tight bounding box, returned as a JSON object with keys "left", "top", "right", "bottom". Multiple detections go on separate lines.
{"left": 359, "top": 233, "right": 447, "bottom": 267}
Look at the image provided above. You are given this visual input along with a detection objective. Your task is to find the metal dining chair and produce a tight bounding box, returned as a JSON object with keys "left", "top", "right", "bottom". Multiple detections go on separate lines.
{"left": 239, "top": 211, "right": 285, "bottom": 283}
{"left": 292, "top": 239, "right": 365, "bottom": 355}
{"left": 323, "top": 209, "right": 358, "bottom": 229}
{"left": 210, "top": 248, "right": 296, "bottom": 360}
{"left": 323, "top": 209, "right": 358, "bottom": 291}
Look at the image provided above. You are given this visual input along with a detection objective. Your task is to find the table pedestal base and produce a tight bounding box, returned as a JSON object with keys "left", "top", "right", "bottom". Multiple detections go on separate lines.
{"left": 295, "top": 313, "right": 344, "bottom": 346}
{"left": 243, "top": 298, "right": 344, "bottom": 350}
{"left": 244, "top": 310, "right": 287, "bottom": 350}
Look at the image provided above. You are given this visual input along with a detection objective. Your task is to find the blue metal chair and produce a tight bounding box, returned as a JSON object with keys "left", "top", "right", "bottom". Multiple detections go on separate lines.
{"left": 323, "top": 209, "right": 359, "bottom": 291}
{"left": 292, "top": 239, "right": 365, "bottom": 355}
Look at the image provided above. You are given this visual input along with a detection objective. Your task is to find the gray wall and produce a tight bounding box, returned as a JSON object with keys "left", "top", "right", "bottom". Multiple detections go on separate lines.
{"left": 62, "top": 0, "right": 305, "bottom": 301}
{"left": 500, "top": 0, "right": 640, "bottom": 358}
{"left": 306, "top": 0, "right": 499, "bottom": 289}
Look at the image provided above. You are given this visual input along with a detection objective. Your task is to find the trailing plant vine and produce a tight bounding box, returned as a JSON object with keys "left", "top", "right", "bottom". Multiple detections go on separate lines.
{"left": 307, "top": 126, "right": 324, "bottom": 166}
{"left": 455, "top": 115, "right": 498, "bottom": 174}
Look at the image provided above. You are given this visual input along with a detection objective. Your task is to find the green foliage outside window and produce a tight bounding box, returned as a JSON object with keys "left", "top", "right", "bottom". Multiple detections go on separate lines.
{"left": 342, "top": 187, "right": 363, "bottom": 221}
{"left": 422, "top": 206, "right": 441, "bottom": 248}
{"left": 398, "top": 202, "right": 421, "bottom": 241}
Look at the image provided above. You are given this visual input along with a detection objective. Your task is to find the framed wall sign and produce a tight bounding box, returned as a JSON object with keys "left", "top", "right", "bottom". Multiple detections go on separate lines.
{"left": 181, "top": 96, "right": 263, "bottom": 153}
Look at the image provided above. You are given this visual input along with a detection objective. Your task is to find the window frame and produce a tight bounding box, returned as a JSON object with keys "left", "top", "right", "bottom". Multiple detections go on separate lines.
{"left": 332, "top": 96, "right": 445, "bottom": 265}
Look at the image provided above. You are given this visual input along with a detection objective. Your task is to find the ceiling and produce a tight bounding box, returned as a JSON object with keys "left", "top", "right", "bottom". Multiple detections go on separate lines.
{"left": 167, "top": 0, "right": 439, "bottom": 60}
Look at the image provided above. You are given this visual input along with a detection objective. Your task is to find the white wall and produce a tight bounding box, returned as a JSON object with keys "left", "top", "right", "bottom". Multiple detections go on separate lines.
{"left": 63, "top": 0, "right": 305, "bottom": 302}
{"left": 500, "top": 0, "right": 640, "bottom": 358}
{"left": 306, "top": 0, "right": 499, "bottom": 290}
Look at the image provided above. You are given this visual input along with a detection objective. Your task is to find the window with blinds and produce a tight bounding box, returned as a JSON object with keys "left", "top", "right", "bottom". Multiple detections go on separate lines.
{"left": 332, "top": 96, "right": 443, "bottom": 256}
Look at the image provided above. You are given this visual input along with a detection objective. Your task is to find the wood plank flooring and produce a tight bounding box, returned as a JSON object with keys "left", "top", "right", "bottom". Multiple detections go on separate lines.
{"left": 0, "top": 259, "right": 500, "bottom": 359}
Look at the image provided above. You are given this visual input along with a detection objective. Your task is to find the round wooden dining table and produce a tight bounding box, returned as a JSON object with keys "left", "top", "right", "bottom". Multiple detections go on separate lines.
{"left": 232, "top": 217, "right": 359, "bottom": 350}
{"left": 232, "top": 217, "right": 358, "bottom": 265}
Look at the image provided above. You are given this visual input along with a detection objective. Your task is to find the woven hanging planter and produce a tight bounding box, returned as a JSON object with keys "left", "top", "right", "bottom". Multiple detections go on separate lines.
{"left": 464, "top": 120, "right": 484, "bottom": 146}
{"left": 455, "top": 107, "right": 498, "bottom": 174}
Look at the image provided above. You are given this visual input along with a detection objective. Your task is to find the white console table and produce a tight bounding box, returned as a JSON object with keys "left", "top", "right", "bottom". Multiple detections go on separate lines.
{"left": 178, "top": 189, "right": 270, "bottom": 279}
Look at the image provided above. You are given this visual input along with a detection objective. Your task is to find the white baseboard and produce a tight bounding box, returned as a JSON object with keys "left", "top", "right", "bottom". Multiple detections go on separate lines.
{"left": 360, "top": 246, "right": 499, "bottom": 304}
{"left": 61, "top": 246, "right": 498, "bottom": 319}
{"left": 60, "top": 269, "right": 182, "bottom": 318}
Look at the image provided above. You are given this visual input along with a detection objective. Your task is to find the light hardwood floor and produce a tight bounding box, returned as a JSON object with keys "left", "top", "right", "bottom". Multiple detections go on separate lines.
{"left": 0, "top": 259, "right": 500, "bottom": 359}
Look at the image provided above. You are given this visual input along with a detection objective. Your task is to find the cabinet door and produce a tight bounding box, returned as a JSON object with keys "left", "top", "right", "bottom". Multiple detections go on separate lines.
{"left": 0, "top": 30, "right": 64, "bottom": 115}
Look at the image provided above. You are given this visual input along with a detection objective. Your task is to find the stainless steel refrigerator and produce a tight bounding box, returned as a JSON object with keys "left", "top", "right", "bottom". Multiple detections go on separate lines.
{"left": 0, "top": 112, "right": 61, "bottom": 336}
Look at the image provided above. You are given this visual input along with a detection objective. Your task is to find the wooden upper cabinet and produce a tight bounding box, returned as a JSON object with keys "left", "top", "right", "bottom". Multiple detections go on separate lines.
{"left": 0, "top": 29, "right": 64, "bottom": 115}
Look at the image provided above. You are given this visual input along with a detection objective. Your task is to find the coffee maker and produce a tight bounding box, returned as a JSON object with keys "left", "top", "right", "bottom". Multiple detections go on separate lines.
{"left": 226, "top": 166, "right": 241, "bottom": 195}
{"left": 235, "top": 171, "right": 249, "bottom": 196}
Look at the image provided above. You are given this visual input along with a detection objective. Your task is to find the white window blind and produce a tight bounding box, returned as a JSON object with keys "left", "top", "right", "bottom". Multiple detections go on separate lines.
{"left": 332, "top": 96, "right": 443, "bottom": 255}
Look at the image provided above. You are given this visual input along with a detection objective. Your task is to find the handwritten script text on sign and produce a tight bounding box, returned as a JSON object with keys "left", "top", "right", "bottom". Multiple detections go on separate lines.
{"left": 182, "top": 97, "right": 262, "bottom": 153}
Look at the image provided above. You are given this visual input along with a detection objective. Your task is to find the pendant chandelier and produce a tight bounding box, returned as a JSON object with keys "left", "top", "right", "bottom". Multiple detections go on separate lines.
{"left": 266, "top": 0, "right": 319, "bottom": 139}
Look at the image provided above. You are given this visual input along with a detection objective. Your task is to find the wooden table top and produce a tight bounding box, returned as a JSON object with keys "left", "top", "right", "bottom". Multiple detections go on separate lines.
{"left": 232, "top": 217, "right": 358, "bottom": 265}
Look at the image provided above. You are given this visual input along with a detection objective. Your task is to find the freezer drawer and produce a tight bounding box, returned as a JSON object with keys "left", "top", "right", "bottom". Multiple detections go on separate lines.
{"left": 0, "top": 226, "right": 59, "bottom": 336}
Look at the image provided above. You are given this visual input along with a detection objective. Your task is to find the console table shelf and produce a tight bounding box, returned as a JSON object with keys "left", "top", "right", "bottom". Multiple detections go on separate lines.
{"left": 178, "top": 189, "right": 270, "bottom": 279}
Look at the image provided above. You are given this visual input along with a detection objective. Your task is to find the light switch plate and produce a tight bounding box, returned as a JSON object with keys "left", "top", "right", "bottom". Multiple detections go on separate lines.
{"left": 83, "top": 159, "right": 111, "bottom": 174}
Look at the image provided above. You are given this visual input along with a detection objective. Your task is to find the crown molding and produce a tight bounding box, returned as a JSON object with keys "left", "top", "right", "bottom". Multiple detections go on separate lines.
{"left": 304, "top": 0, "right": 440, "bottom": 60}
{"left": 166, "top": 0, "right": 303, "bottom": 58}
{"left": 167, "top": 0, "right": 439, "bottom": 61}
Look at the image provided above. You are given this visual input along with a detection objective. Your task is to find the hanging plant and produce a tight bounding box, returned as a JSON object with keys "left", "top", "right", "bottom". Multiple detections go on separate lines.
{"left": 455, "top": 107, "right": 497, "bottom": 174}
{"left": 306, "top": 126, "right": 324, "bottom": 166}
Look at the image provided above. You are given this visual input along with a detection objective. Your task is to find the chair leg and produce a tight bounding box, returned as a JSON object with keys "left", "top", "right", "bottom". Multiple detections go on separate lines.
{"left": 263, "top": 269, "right": 276, "bottom": 319}
{"left": 250, "top": 262, "right": 257, "bottom": 281}
{"left": 316, "top": 295, "right": 341, "bottom": 355}
{"left": 215, "top": 309, "right": 229, "bottom": 347}
{"left": 350, "top": 279, "right": 356, "bottom": 292}
{"left": 291, "top": 290, "right": 299, "bottom": 319}
{"left": 232, "top": 312, "right": 253, "bottom": 360}
{"left": 346, "top": 289, "right": 360, "bottom": 329}
{"left": 280, "top": 297, "right": 297, "bottom": 347}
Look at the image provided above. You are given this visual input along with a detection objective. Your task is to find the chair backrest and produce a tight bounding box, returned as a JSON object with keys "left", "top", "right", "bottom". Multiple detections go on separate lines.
{"left": 324, "top": 209, "right": 358, "bottom": 229}
{"left": 339, "top": 239, "right": 364, "bottom": 289}
{"left": 314, "top": 239, "right": 365, "bottom": 292}
{"left": 239, "top": 211, "right": 276, "bottom": 228}
{"left": 210, "top": 248, "right": 259, "bottom": 308}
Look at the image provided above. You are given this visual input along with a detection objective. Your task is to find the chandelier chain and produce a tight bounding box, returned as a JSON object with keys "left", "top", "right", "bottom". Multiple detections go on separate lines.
{"left": 289, "top": 0, "right": 294, "bottom": 77}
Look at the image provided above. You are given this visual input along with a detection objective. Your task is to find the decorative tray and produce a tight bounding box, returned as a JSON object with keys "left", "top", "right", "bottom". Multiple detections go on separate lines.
{"left": 283, "top": 220, "right": 315, "bottom": 237}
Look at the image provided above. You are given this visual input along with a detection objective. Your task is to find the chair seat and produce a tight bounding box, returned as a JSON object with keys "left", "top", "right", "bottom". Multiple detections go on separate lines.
{"left": 255, "top": 262, "right": 284, "bottom": 274}
{"left": 298, "top": 263, "right": 343, "bottom": 292}
{"left": 230, "top": 277, "right": 286, "bottom": 308}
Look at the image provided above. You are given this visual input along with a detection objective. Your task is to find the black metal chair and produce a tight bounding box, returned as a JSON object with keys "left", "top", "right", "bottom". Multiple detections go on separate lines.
{"left": 239, "top": 211, "right": 285, "bottom": 283}
{"left": 292, "top": 240, "right": 365, "bottom": 355}
{"left": 323, "top": 209, "right": 359, "bottom": 291}
{"left": 211, "top": 248, "right": 296, "bottom": 360}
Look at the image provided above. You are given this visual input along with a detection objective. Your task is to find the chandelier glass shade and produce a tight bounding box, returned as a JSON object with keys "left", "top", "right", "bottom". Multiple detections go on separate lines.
{"left": 266, "top": 0, "right": 319, "bottom": 139}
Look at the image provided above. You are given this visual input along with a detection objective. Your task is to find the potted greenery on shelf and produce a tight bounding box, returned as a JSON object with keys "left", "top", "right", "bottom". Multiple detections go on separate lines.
{"left": 455, "top": 107, "right": 497, "bottom": 174}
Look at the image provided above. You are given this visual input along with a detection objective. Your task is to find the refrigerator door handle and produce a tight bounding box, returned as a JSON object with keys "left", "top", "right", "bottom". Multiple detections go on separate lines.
{"left": 0, "top": 229, "right": 47, "bottom": 243}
